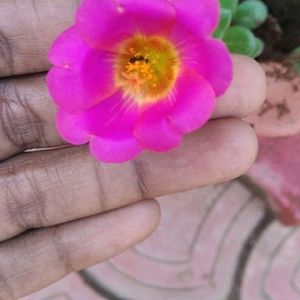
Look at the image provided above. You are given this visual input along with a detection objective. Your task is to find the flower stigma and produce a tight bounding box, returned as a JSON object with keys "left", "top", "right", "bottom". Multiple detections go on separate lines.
{"left": 115, "top": 34, "right": 180, "bottom": 105}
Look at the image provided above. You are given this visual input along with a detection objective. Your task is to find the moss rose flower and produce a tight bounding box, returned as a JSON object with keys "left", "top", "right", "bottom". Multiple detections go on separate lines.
{"left": 47, "top": 0, "right": 233, "bottom": 163}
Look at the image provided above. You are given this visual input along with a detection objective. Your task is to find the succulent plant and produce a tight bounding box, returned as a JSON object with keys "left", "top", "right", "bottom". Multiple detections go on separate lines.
{"left": 214, "top": 0, "right": 268, "bottom": 58}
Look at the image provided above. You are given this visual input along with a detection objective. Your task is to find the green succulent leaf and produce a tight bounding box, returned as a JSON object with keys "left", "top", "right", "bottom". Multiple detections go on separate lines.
{"left": 223, "top": 26, "right": 257, "bottom": 56}
{"left": 233, "top": 0, "right": 268, "bottom": 30}
{"left": 296, "top": 64, "right": 300, "bottom": 75}
{"left": 216, "top": 0, "right": 268, "bottom": 58}
{"left": 292, "top": 47, "right": 300, "bottom": 75}
{"left": 251, "top": 37, "right": 264, "bottom": 58}
{"left": 214, "top": 8, "right": 232, "bottom": 39}
{"left": 220, "top": 0, "right": 239, "bottom": 14}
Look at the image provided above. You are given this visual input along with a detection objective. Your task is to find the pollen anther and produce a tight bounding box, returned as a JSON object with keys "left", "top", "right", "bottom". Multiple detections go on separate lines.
{"left": 115, "top": 35, "right": 180, "bottom": 105}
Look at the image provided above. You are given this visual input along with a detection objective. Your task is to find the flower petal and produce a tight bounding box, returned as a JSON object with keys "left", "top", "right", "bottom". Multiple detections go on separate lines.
{"left": 56, "top": 109, "right": 90, "bottom": 145}
{"left": 169, "top": 70, "right": 216, "bottom": 134}
{"left": 172, "top": 31, "right": 233, "bottom": 96}
{"left": 76, "top": 0, "right": 176, "bottom": 50}
{"left": 48, "top": 26, "right": 89, "bottom": 67}
{"left": 47, "top": 27, "right": 115, "bottom": 113}
{"left": 119, "top": 0, "right": 176, "bottom": 36}
{"left": 90, "top": 136, "right": 144, "bottom": 163}
{"left": 170, "top": 0, "right": 220, "bottom": 35}
{"left": 134, "top": 68, "right": 216, "bottom": 152}
{"left": 134, "top": 101, "right": 182, "bottom": 152}
{"left": 80, "top": 91, "right": 139, "bottom": 139}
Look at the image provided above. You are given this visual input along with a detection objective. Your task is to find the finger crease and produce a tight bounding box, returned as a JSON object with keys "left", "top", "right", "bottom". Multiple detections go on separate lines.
{"left": 0, "top": 82, "right": 46, "bottom": 150}
{"left": 52, "top": 227, "right": 75, "bottom": 274}
{"left": 131, "top": 159, "right": 149, "bottom": 199}
{"left": 0, "top": 30, "right": 15, "bottom": 75}
{"left": 92, "top": 162, "right": 108, "bottom": 212}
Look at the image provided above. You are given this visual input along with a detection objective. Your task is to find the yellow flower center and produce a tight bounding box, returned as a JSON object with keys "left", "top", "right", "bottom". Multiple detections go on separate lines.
{"left": 114, "top": 35, "right": 180, "bottom": 105}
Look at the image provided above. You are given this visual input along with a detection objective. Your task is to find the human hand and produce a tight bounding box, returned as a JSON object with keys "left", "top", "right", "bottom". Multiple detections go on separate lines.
{"left": 0, "top": 1, "right": 266, "bottom": 299}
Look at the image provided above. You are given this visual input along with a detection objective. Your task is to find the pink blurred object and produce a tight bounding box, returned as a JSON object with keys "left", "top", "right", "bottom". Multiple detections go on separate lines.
{"left": 248, "top": 135, "right": 300, "bottom": 225}
{"left": 245, "top": 62, "right": 300, "bottom": 138}
{"left": 246, "top": 58, "right": 300, "bottom": 225}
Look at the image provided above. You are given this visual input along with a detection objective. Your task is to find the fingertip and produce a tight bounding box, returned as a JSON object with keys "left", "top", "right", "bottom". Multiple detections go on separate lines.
{"left": 235, "top": 55, "right": 267, "bottom": 115}
{"left": 133, "top": 199, "right": 161, "bottom": 240}
{"left": 235, "top": 119, "right": 258, "bottom": 170}
{"left": 214, "top": 54, "right": 267, "bottom": 118}
{"left": 219, "top": 118, "right": 258, "bottom": 179}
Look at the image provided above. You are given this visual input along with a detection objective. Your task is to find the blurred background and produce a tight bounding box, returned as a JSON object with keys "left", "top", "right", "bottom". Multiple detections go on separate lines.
{"left": 22, "top": 0, "right": 300, "bottom": 299}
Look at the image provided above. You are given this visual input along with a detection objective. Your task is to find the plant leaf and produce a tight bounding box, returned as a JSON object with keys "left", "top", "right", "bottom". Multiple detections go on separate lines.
{"left": 223, "top": 26, "right": 257, "bottom": 56}
{"left": 233, "top": 0, "right": 268, "bottom": 30}
{"left": 214, "top": 8, "right": 232, "bottom": 39}
{"left": 220, "top": 0, "right": 239, "bottom": 14}
{"left": 251, "top": 37, "right": 264, "bottom": 58}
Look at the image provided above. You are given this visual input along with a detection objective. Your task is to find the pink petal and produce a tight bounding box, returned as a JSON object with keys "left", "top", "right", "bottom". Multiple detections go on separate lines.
{"left": 170, "top": 0, "right": 220, "bottom": 36}
{"left": 82, "top": 91, "right": 139, "bottom": 139}
{"left": 172, "top": 31, "right": 233, "bottom": 96}
{"left": 134, "top": 69, "right": 216, "bottom": 152}
{"left": 47, "top": 27, "right": 115, "bottom": 113}
{"left": 76, "top": 0, "right": 176, "bottom": 50}
{"left": 119, "top": 0, "right": 176, "bottom": 36}
{"left": 169, "top": 69, "right": 216, "bottom": 134}
{"left": 56, "top": 109, "right": 90, "bottom": 145}
{"left": 90, "top": 136, "right": 144, "bottom": 163}
{"left": 48, "top": 26, "right": 90, "bottom": 67}
{"left": 134, "top": 101, "right": 182, "bottom": 152}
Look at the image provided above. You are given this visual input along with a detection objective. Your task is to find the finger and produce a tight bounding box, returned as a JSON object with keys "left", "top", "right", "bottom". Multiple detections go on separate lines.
{"left": 213, "top": 55, "right": 266, "bottom": 119}
{"left": 0, "top": 118, "right": 257, "bottom": 241}
{"left": 0, "top": 74, "right": 64, "bottom": 160}
{"left": 0, "top": 55, "right": 265, "bottom": 160}
{"left": 0, "top": 0, "right": 77, "bottom": 77}
{"left": 0, "top": 199, "right": 160, "bottom": 300}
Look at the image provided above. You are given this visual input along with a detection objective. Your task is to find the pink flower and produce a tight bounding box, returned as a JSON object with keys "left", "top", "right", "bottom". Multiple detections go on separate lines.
{"left": 47, "top": 0, "right": 232, "bottom": 163}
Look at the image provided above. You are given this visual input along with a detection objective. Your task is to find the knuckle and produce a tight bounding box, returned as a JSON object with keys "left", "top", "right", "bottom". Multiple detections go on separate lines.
{"left": 0, "top": 80, "right": 45, "bottom": 150}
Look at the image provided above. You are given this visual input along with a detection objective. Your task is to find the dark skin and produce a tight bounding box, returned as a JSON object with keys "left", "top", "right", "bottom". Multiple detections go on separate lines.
{"left": 0, "top": 1, "right": 266, "bottom": 299}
